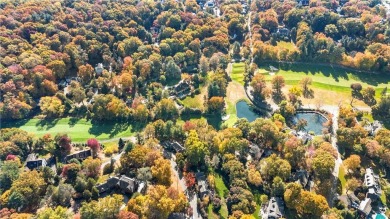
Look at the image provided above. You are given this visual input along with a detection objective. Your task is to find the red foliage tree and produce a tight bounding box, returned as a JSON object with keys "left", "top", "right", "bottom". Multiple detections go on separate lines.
{"left": 184, "top": 172, "right": 196, "bottom": 189}
{"left": 183, "top": 121, "right": 196, "bottom": 132}
{"left": 87, "top": 138, "right": 100, "bottom": 155}
{"left": 56, "top": 134, "right": 72, "bottom": 152}
{"left": 117, "top": 211, "right": 139, "bottom": 219}
{"left": 6, "top": 154, "right": 17, "bottom": 160}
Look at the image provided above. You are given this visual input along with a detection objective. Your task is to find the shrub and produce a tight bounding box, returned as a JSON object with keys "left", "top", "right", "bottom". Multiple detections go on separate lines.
{"left": 104, "top": 145, "right": 119, "bottom": 156}
{"left": 103, "top": 164, "right": 114, "bottom": 175}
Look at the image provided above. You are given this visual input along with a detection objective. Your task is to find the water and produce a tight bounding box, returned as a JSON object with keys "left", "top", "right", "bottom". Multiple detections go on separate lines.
{"left": 293, "top": 112, "right": 327, "bottom": 135}
{"left": 236, "top": 101, "right": 262, "bottom": 122}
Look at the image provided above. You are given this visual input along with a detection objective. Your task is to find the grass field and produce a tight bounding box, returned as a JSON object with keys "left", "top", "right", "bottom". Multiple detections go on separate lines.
{"left": 339, "top": 165, "right": 346, "bottom": 194}
{"left": 181, "top": 86, "right": 207, "bottom": 109}
{"left": 2, "top": 117, "right": 134, "bottom": 142}
{"left": 231, "top": 62, "right": 245, "bottom": 85}
{"left": 215, "top": 173, "right": 229, "bottom": 219}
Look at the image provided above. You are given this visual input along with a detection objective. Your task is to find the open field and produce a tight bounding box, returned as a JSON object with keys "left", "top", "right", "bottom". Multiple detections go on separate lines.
{"left": 224, "top": 81, "right": 249, "bottom": 126}
{"left": 231, "top": 62, "right": 246, "bottom": 85}
{"left": 181, "top": 86, "right": 207, "bottom": 109}
{"left": 1, "top": 118, "right": 134, "bottom": 142}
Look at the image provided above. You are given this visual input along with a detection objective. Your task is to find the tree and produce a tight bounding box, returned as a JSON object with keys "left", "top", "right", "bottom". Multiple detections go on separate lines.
{"left": 207, "top": 96, "right": 225, "bottom": 114}
{"left": 117, "top": 211, "right": 139, "bottom": 219}
{"left": 49, "top": 183, "right": 74, "bottom": 207}
{"left": 284, "top": 136, "right": 306, "bottom": 168}
{"left": 249, "top": 118, "right": 281, "bottom": 149}
{"left": 271, "top": 176, "right": 285, "bottom": 196}
{"left": 0, "top": 160, "right": 20, "bottom": 191}
{"left": 136, "top": 167, "right": 152, "bottom": 182}
{"left": 151, "top": 158, "right": 172, "bottom": 186}
{"left": 80, "top": 194, "right": 123, "bottom": 219}
{"left": 87, "top": 138, "right": 100, "bottom": 156}
{"left": 300, "top": 77, "right": 313, "bottom": 98}
{"left": 199, "top": 56, "right": 209, "bottom": 76}
{"left": 82, "top": 157, "right": 102, "bottom": 178}
{"left": 361, "top": 86, "right": 376, "bottom": 106}
{"left": 37, "top": 206, "right": 73, "bottom": 219}
{"left": 55, "top": 133, "right": 72, "bottom": 153}
{"left": 345, "top": 177, "right": 361, "bottom": 194}
{"left": 9, "top": 170, "right": 45, "bottom": 210}
{"left": 260, "top": 154, "right": 291, "bottom": 181}
{"left": 250, "top": 74, "right": 269, "bottom": 101}
{"left": 271, "top": 75, "right": 285, "bottom": 95}
{"left": 153, "top": 99, "right": 179, "bottom": 121}
{"left": 343, "top": 155, "right": 361, "bottom": 173}
{"left": 165, "top": 60, "right": 181, "bottom": 80}
{"left": 184, "top": 130, "right": 209, "bottom": 167}
{"left": 312, "top": 152, "right": 335, "bottom": 179}
{"left": 184, "top": 172, "right": 196, "bottom": 189}
{"left": 365, "top": 140, "right": 382, "bottom": 158}
{"left": 247, "top": 166, "right": 262, "bottom": 186}
{"left": 61, "top": 163, "right": 81, "bottom": 182}
{"left": 47, "top": 60, "right": 66, "bottom": 79}
{"left": 78, "top": 64, "right": 94, "bottom": 84}
{"left": 40, "top": 96, "right": 65, "bottom": 118}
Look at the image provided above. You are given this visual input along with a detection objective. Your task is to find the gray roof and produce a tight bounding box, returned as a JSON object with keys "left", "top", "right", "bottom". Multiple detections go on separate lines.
{"left": 96, "top": 175, "right": 136, "bottom": 194}
{"left": 262, "top": 197, "right": 284, "bottom": 219}
{"left": 358, "top": 198, "right": 372, "bottom": 215}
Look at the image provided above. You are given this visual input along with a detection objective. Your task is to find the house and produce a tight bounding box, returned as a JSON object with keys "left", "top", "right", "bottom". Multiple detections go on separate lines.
{"left": 364, "top": 168, "right": 381, "bottom": 198}
{"left": 25, "top": 154, "right": 47, "bottom": 170}
{"left": 297, "top": 0, "right": 309, "bottom": 6}
{"left": 96, "top": 175, "right": 139, "bottom": 194}
{"left": 364, "top": 120, "right": 383, "bottom": 136}
{"left": 195, "top": 172, "right": 210, "bottom": 199}
{"left": 65, "top": 149, "right": 92, "bottom": 163}
{"left": 162, "top": 141, "right": 185, "bottom": 153}
{"left": 248, "top": 143, "right": 264, "bottom": 160}
{"left": 95, "top": 63, "right": 104, "bottom": 76}
{"left": 358, "top": 198, "right": 372, "bottom": 216}
{"left": 168, "top": 213, "right": 186, "bottom": 219}
{"left": 173, "top": 81, "right": 191, "bottom": 99}
{"left": 261, "top": 197, "right": 285, "bottom": 219}
{"left": 276, "top": 28, "right": 290, "bottom": 37}
{"left": 290, "top": 170, "right": 313, "bottom": 191}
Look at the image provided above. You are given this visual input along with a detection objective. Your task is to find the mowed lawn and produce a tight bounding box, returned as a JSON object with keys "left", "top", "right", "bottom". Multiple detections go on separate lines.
{"left": 2, "top": 118, "right": 134, "bottom": 142}
{"left": 231, "top": 62, "right": 245, "bottom": 85}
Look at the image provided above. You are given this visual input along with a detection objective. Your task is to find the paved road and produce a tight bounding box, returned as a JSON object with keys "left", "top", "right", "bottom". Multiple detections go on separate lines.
{"left": 247, "top": 12, "right": 253, "bottom": 64}
{"left": 169, "top": 153, "right": 202, "bottom": 219}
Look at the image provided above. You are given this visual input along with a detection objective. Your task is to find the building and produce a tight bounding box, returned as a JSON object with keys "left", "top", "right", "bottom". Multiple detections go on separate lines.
{"left": 65, "top": 149, "right": 92, "bottom": 163}
{"left": 290, "top": 170, "right": 313, "bottom": 191}
{"left": 96, "top": 175, "right": 139, "bottom": 194}
{"left": 25, "top": 154, "right": 47, "bottom": 170}
{"left": 364, "top": 120, "right": 383, "bottom": 136}
{"left": 95, "top": 63, "right": 104, "bottom": 76}
{"left": 168, "top": 213, "right": 186, "bottom": 219}
{"left": 261, "top": 197, "right": 285, "bottom": 219}
{"left": 358, "top": 198, "right": 372, "bottom": 216}
{"left": 173, "top": 81, "right": 191, "bottom": 99}
{"left": 364, "top": 168, "right": 381, "bottom": 198}
{"left": 162, "top": 141, "right": 185, "bottom": 153}
{"left": 276, "top": 27, "right": 290, "bottom": 38}
{"left": 248, "top": 143, "right": 264, "bottom": 161}
{"left": 195, "top": 172, "right": 210, "bottom": 199}
{"left": 297, "top": 0, "right": 309, "bottom": 6}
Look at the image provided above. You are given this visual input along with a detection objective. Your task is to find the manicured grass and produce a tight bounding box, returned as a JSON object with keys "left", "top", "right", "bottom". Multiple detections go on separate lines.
{"left": 231, "top": 62, "right": 245, "bottom": 85}
{"left": 261, "top": 62, "right": 390, "bottom": 89}
{"left": 214, "top": 173, "right": 229, "bottom": 219}
{"left": 181, "top": 86, "right": 207, "bottom": 109}
{"left": 2, "top": 117, "right": 134, "bottom": 142}
{"left": 339, "top": 165, "right": 346, "bottom": 194}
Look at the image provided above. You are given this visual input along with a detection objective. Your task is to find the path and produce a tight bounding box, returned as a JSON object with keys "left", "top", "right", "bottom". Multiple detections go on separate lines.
{"left": 101, "top": 137, "right": 136, "bottom": 168}
{"left": 247, "top": 12, "right": 253, "bottom": 64}
{"left": 169, "top": 153, "right": 202, "bottom": 219}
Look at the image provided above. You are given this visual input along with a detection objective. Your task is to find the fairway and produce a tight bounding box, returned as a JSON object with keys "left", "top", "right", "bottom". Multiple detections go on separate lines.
{"left": 231, "top": 62, "right": 245, "bottom": 85}
{"left": 1, "top": 118, "right": 134, "bottom": 142}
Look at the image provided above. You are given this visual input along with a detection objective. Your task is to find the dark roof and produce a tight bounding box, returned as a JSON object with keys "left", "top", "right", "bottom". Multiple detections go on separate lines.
{"left": 96, "top": 175, "right": 137, "bottom": 194}
{"left": 96, "top": 177, "right": 120, "bottom": 193}
{"left": 195, "top": 172, "right": 206, "bottom": 181}
{"left": 174, "top": 81, "right": 191, "bottom": 93}
{"left": 118, "top": 175, "right": 136, "bottom": 193}
{"left": 65, "top": 149, "right": 92, "bottom": 162}
{"left": 25, "top": 154, "right": 47, "bottom": 170}
{"left": 168, "top": 213, "right": 186, "bottom": 219}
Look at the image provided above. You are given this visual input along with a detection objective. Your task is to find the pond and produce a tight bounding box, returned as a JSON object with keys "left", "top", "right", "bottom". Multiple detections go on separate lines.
{"left": 236, "top": 100, "right": 265, "bottom": 122}
{"left": 293, "top": 112, "right": 327, "bottom": 135}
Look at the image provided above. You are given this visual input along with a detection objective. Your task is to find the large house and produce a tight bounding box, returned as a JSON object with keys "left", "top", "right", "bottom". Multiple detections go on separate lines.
{"left": 364, "top": 168, "right": 381, "bottom": 199}
{"left": 65, "top": 149, "right": 92, "bottom": 163}
{"left": 162, "top": 141, "right": 185, "bottom": 153}
{"left": 96, "top": 175, "right": 145, "bottom": 194}
{"left": 172, "top": 81, "right": 191, "bottom": 99}
{"left": 25, "top": 154, "right": 47, "bottom": 170}
{"left": 247, "top": 143, "right": 264, "bottom": 161}
{"left": 290, "top": 169, "right": 313, "bottom": 191}
{"left": 364, "top": 120, "right": 383, "bottom": 136}
{"left": 358, "top": 198, "right": 372, "bottom": 216}
{"left": 195, "top": 172, "right": 210, "bottom": 199}
{"left": 261, "top": 197, "right": 285, "bottom": 219}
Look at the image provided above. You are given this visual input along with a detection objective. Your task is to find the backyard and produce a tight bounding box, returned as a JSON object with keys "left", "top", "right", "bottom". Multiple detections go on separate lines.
{"left": 1, "top": 117, "right": 134, "bottom": 142}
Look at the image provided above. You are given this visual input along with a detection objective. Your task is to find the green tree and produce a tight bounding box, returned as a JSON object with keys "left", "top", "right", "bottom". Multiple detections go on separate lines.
{"left": 80, "top": 194, "right": 123, "bottom": 219}
{"left": 185, "top": 130, "right": 209, "bottom": 167}
{"left": 40, "top": 96, "right": 65, "bottom": 118}
{"left": 0, "top": 160, "right": 20, "bottom": 191}
{"left": 153, "top": 99, "right": 179, "bottom": 121}
{"left": 165, "top": 60, "right": 181, "bottom": 80}
{"left": 37, "top": 206, "right": 73, "bottom": 219}
{"left": 260, "top": 154, "right": 291, "bottom": 181}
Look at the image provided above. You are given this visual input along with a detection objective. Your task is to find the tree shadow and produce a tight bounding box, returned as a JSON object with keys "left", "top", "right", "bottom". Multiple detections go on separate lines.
{"left": 205, "top": 114, "right": 222, "bottom": 130}
{"left": 303, "top": 89, "right": 314, "bottom": 99}
{"left": 272, "top": 92, "right": 285, "bottom": 104}
{"left": 0, "top": 118, "right": 31, "bottom": 129}
{"left": 36, "top": 118, "right": 60, "bottom": 130}
{"left": 89, "top": 120, "right": 130, "bottom": 138}
{"left": 68, "top": 117, "right": 81, "bottom": 128}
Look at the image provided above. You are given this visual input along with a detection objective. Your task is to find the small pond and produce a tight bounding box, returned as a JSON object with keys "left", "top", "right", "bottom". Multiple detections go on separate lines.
{"left": 236, "top": 100, "right": 265, "bottom": 122}
{"left": 293, "top": 112, "right": 327, "bottom": 135}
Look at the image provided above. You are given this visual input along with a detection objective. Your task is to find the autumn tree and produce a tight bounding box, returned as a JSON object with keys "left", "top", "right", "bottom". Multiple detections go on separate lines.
{"left": 343, "top": 155, "right": 361, "bottom": 173}
{"left": 82, "top": 157, "right": 102, "bottom": 178}
{"left": 247, "top": 166, "right": 262, "bottom": 186}
{"left": 153, "top": 99, "right": 179, "bottom": 121}
{"left": 78, "top": 64, "right": 94, "bottom": 84}
{"left": 37, "top": 206, "right": 73, "bottom": 219}
{"left": 271, "top": 75, "right": 285, "bottom": 97}
{"left": 184, "top": 130, "right": 209, "bottom": 167}
{"left": 207, "top": 96, "right": 225, "bottom": 114}
{"left": 260, "top": 154, "right": 291, "bottom": 181}
{"left": 184, "top": 172, "right": 196, "bottom": 189}
{"left": 345, "top": 177, "right": 361, "bottom": 194}
{"left": 250, "top": 74, "right": 270, "bottom": 101}
{"left": 0, "top": 160, "right": 20, "bottom": 192}
{"left": 361, "top": 86, "right": 376, "bottom": 106}
{"left": 312, "top": 152, "right": 335, "bottom": 179}
{"left": 40, "top": 96, "right": 65, "bottom": 118}
{"left": 151, "top": 158, "right": 172, "bottom": 186}
{"left": 300, "top": 77, "right": 313, "bottom": 98}
{"left": 87, "top": 138, "right": 100, "bottom": 156}
{"left": 80, "top": 194, "right": 123, "bottom": 219}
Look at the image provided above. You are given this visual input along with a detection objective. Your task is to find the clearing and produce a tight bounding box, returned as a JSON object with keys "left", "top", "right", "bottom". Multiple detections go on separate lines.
{"left": 2, "top": 117, "right": 134, "bottom": 142}
{"left": 230, "top": 62, "right": 246, "bottom": 85}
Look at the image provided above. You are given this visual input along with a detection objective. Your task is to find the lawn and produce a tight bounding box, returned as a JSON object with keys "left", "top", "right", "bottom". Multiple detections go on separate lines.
{"left": 181, "top": 86, "right": 208, "bottom": 109}
{"left": 339, "top": 165, "right": 346, "bottom": 194}
{"left": 214, "top": 173, "right": 229, "bottom": 219}
{"left": 231, "top": 62, "right": 246, "bottom": 85}
{"left": 2, "top": 117, "right": 134, "bottom": 142}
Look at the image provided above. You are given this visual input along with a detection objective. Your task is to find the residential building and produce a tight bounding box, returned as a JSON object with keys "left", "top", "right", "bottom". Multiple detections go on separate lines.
{"left": 195, "top": 172, "right": 210, "bottom": 199}
{"left": 276, "top": 27, "right": 290, "bottom": 38}
{"left": 248, "top": 143, "right": 264, "bottom": 161}
{"left": 358, "top": 198, "right": 372, "bottom": 216}
{"left": 364, "top": 168, "right": 381, "bottom": 198}
{"left": 290, "top": 169, "right": 313, "bottom": 191}
{"left": 96, "top": 175, "right": 139, "bottom": 194}
{"left": 172, "top": 80, "right": 191, "bottom": 99}
{"left": 65, "top": 149, "right": 92, "bottom": 163}
{"left": 162, "top": 141, "right": 185, "bottom": 153}
{"left": 25, "top": 154, "right": 47, "bottom": 170}
{"left": 261, "top": 197, "right": 285, "bottom": 219}
{"left": 95, "top": 63, "right": 104, "bottom": 76}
